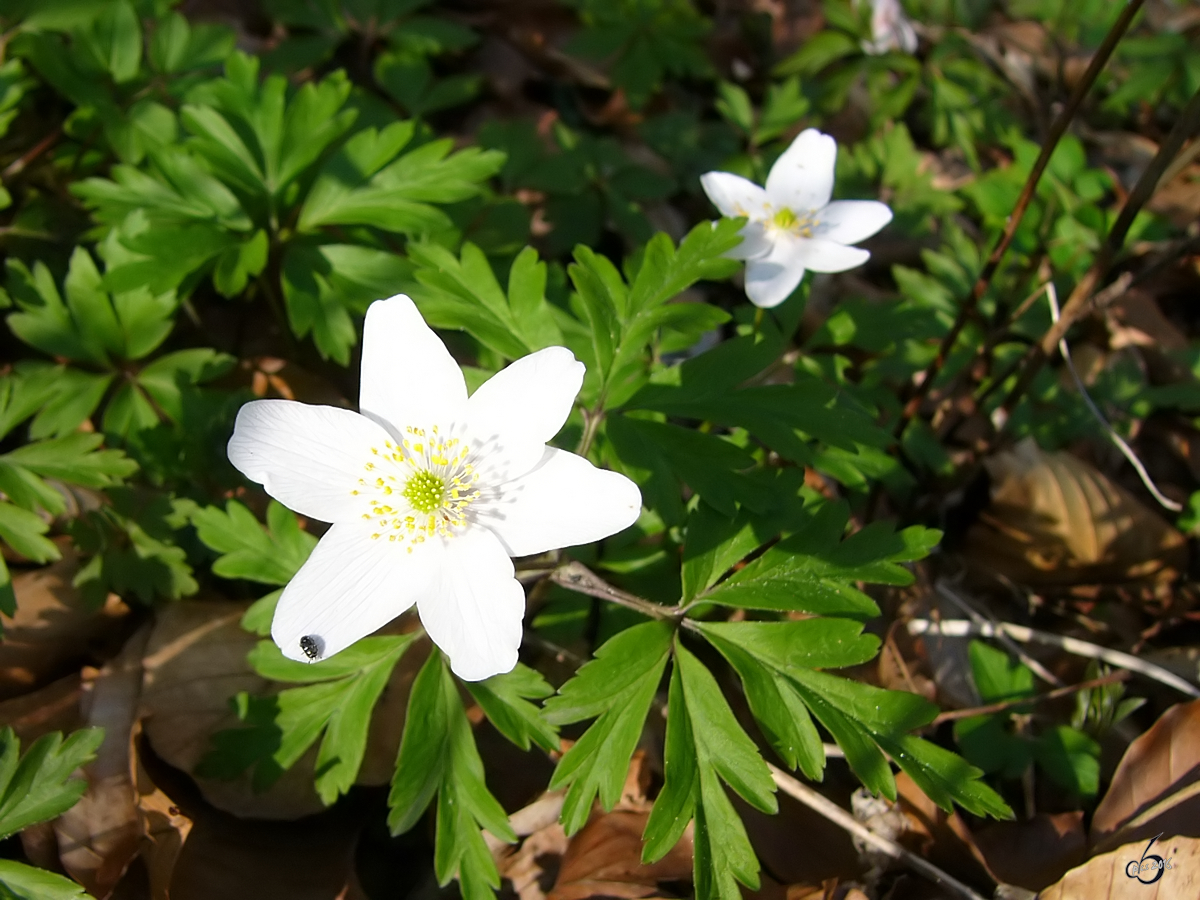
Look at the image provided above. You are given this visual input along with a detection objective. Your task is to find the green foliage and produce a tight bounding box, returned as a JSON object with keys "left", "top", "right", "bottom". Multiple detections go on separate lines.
{"left": 0, "top": 0, "right": 1185, "bottom": 895}
{"left": 0, "top": 726, "right": 101, "bottom": 896}
{"left": 72, "top": 51, "right": 502, "bottom": 362}
{"left": 389, "top": 651, "right": 517, "bottom": 900}
{"left": 479, "top": 119, "right": 676, "bottom": 255}
{"left": 0, "top": 368, "right": 137, "bottom": 616}
{"left": 954, "top": 642, "right": 1102, "bottom": 797}
{"left": 0, "top": 860, "right": 94, "bottom": 900}
{"left": 643, "top": 645, "right": 776, "bottom": 899}
{"left": 200, "top": 634, "right": 418, "bottom": 804}
{"left": 0, "top": 726, "right": 104, "bottom": 842}
{"left": 544, "top": 620, "right": 674, "bottom": 833}
{"left": 563, "top": 0, "right": 712, "bottom": 107}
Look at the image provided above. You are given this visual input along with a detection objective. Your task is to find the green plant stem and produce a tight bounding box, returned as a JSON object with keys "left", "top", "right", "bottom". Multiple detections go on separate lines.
{"left": 575, "top": 405, "right": 604, "bottom": 457}
{"left": 893, "top": 0, "right": 1145, "bottom": 439}
{"left": 550, "top": 560, "right": 679, "bottom": 623}
{"left": 994, "top": 80, "right": 1200, "bottom": 431}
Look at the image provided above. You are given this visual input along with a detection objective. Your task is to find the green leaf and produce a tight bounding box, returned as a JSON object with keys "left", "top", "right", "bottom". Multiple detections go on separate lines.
{"left": 201, "top": 635, "right": 416, "bottom": 804}
{"left": 676, "top": 645, "right": 776, "bottom": 814}
{"left": 0, "top": 727, "right": 105, "bottom": 841}
{"left": 607, "top": 415, "right": 771, "bottom": 521}
{"left": 697, "top": 619, "right": 881, "bottom": 674}
{"left": 281, "top": 242, "right": 414, "bottom": 363}
{"left": 545, "top": 620, "right": 673, "bottom": 834}
{"left": 466, "top": 664, "right": 558, "bottom": 752}
{"left": 191, "top": 500, "right": 317, "bottom": 586}
{"left": 408, "top": 243, "right": 563, "bottom": 359}
{"left": 0, "top": 860, "right": 93, "bottom": 900}
{"left": 389, "top": 651, "right": 514, "bottom": 895}
{"left": 298, "top": 130, "right": 503, "bottom": 234}
{"left": 967, "top": 640, "right": 1035, "bottom": 705}
{"left": 88, "top": 0, "right": 142, "bottom": 84}
{"left": 702, "top": 501, "right": 938, "bottom": 617}
{"left": 643, "top": 646, "right": 774, "bottom": 899}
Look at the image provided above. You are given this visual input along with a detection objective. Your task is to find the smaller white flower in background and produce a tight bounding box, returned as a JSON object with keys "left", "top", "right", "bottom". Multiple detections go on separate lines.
{"left": 861, "top": 0, "right": 918, "bottom": 56}
{"left": 227, "top": 295, "right": 641, "bottom": 682}
{"left": 700, "top": 128, "right": 894, "bottom": 309}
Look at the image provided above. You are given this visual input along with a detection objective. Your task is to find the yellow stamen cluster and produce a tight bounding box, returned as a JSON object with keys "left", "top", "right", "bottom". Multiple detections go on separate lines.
{"left": 355, "top": 426, "right": 481, "bottom": 552}
{"left": 770, "top": 205, "right": 819, "bottom": 238}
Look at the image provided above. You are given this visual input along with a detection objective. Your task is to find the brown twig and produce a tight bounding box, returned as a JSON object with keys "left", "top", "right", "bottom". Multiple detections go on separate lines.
{"left": 994, "top": 80, "right": 1200, "bottom": 428}
{"left": 932, "top": 670, "right": 1130, "bottom": 725}
{"left": 550, "top": 560, "right": 680, "bottom": 623}
{"left": 894, "top": 0, "right": 1145, "bottom": 440}
{"left": 768, "top": 765, "right": 990, "bottom": 900}
{"left": 1, "top": 126, "right": 63, "bottom": 181}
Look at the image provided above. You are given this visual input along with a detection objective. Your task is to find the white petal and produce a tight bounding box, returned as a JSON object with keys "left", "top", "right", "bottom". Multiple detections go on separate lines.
{"left": 474, "top": 447, "right": 642, "bottom": 557}
{"left": 795, "top": 238, "right": 871, "bottom": 273}
{"left": 462, "top": 346, "right": 584, "bottom": 485}
{"left": 228, "top": 400, "right": 393, "bottom": 523}
{"left": 271, "top": 522, "right": 435, "bottom": 663}
{"left": 814, "top": 201, "right": 893, "bottom": 245}
{"left": 728, "top": 221, "right": 773, "bottom": 261}
{"left": 359, "top": 294, "right": 467, "bottom": 432}
{"left": 700, "top": 172, "right": 770, "bottom": 220}
{"left": 744, "top": 235, "right": 808, "bottom": 308}
{"left": 418, "top": 527, "right": 525, "bottom": 681}
{"left": 765, "top": 129, "right": 836, "bottom": 213}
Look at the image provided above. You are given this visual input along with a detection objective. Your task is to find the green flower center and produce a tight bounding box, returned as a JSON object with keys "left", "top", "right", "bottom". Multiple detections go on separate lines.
{"left": 770, "top": 206, "right": 818, "bottom": 238}
{"left": 772, "top": 207, "right": 798, "bottom": 229}
{"left": 402, "top": 470, "right": 446, "bottom": 514}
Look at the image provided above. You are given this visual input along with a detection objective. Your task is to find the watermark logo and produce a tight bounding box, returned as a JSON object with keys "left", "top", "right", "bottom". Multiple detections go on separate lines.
{"left": 1125, "top": 833, "right": 1174, "bottom": 885}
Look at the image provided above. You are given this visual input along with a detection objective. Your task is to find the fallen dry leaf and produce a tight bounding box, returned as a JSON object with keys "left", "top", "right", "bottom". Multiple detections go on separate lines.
{"left": 549, "top": 810, "right": 693, "bottom": 900}
{"left": 0, "top": 546, "right": 132, "bottom": 699}
{"left": 972, "top": 812, "right": 1087, "bottom": 892}
{"left": 1040, "top": 834, "right": 1200, "bottom": 899}
{"left": 139, "top": 599, "right": 424, "bottom": 819}
{"left": 1091, "top": 700, "right": 1200, "bottom": 854}
{"left": 167, "top": 803, "right": 365, "bottom": 900}
{"left": 140, "top": 600, "right": 327, "bottom": 819}
{"left": 54, "top": 628, "right": 152, "bottom": 898}
{"left": 965, "top": 439, "right": 1188, "bottom": 586}
{"left": 0, "top": 673, "right": 82, "bottom": 744}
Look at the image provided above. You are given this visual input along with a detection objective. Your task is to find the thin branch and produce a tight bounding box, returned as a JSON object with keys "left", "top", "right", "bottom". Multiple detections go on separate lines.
{"left": 1, "top": 126, "right": 62, "bottom": 181}
{"left": 932, "top": 670, "right": 1130, "bottom": 725}
{"left": 767, "top": 764, "right": 990, "bottom": 900}
{"left": 894, "top": 0, "right": 1145, "bottom": 439}
{"left": 907, "top": 618, "right": 1200, "bottom": 698}
{"left": 936, "top": 580, "right": 1061, "bottom": 687}
{"left": 550, "top": 560, "right": 679, "bottom": 623}
{"left": 997, "top": 80, "right": 1200, "bottom": 423}
{"left": 1041, "top": 281, "right": 1183, "bottom": 510}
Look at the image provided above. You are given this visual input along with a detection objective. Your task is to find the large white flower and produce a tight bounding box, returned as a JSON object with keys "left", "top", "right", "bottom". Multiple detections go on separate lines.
{"left": 227, "top": 294, "right": 642, "bottom": 681}
{"left": 700, "top": 128, "right": 893, "bottom": 309}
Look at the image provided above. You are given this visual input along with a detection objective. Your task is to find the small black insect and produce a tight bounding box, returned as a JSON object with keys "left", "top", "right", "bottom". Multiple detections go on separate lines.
{"left": 299, "top": 635, "right": 322, "bottom": 661}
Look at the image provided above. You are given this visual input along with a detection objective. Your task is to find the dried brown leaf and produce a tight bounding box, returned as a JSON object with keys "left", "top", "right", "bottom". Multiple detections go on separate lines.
{"left": 965, "top": 439, "right": 1188, "bottom": 586}
{"left": 1040, "top": 834, "right": 1200, "bottom": 899}
{"left": 0, "top": 546, "right": 132, "bottom": 699}
{"left": 140, "top": 600, "right": 326, "bottom": 819}
{"left": 54, "top": 628, "right": 151, "bottom": 897}
{"left": 972, "top": 812, "right": 1087, "bottom": 891}
{"left": 1091, "top": 700, "right": 1200, "bottom": 853}
{"left": 549, "top": 810, "right": 693, "bottom": 900}
{"left": 139, "top": 600, "right": 422, "bottom": 818}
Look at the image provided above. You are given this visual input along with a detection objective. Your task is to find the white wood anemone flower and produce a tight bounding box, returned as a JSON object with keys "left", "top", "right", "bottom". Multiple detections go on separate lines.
{"left": 700, "top": 128, "right": 894, "bottom": 309}
{"left": 227, "top": 294, "right": 642, "bottom": 681}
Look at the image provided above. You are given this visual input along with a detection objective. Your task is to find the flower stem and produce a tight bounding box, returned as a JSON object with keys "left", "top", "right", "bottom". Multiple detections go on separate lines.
{"left": 575, "top": 405, "right": 604, "bottom": 457}
{"left": 550, "top": 561, "right": 678, "bottom": 623}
